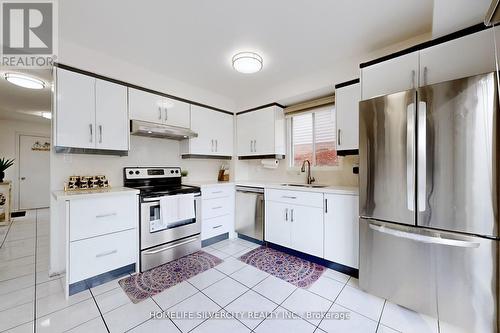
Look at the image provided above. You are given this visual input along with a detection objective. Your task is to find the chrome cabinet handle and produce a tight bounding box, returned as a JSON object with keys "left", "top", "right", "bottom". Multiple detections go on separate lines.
{"left": 215, "top": 139, "right": 218, "bottom": 152}
{"left": 285, "top": 208, "right": 288, "bottom": 221}
{"left": 99, "top": 125, "right": 103, "bottom": 143}
{"left": 368, "top": 224, "right": 480, "bottom": 248}
{"left": 417, "top": 100, "right": 427, "bottom": 212}
{"left": 211, "top": 190, "right": 223, "bottom": 194}
{"left": 96, "top": 212, "right": 117, "bottom": 218}
{"left": 411, "top": 70, "right": 416, "bottom": 88}
{"left": 423, "top": 67, "right": 428, "bottom": 86}
{"left": 406, "top": 101, "right": 416, "bottom": 212}
{"left": 213, "top": 224, "right": 223, "bottom": 229}
{"left": 164, "top": 108, "right": 168, "bottom": 121}
{"left": 89, "top": 124, "right": 93, "bottom": 143}
{"left": 290, "top": 209, "right": 294, "bottom": 222}
{"left": 211, "top": 139, "right": 214, "bottom": 152}
{"left": 158, "top": 106, "right": 162, "bottom": 120}
{"left": 325, "top": 198, "right": 328, "bottom": 213}
{"left": 282, "top": 195, "right": 297, "bottom": 199}
{"left": 212, "top": 206, "right": 222, "bottom": 210}
{"left": 253, "top": 140, "right": 256, "bottom": 152}
{"left": 337, "top": 129, "right": 341, "bottom": 146}
{"left": 96, "top": 249, "right": 117, "bottom": 258}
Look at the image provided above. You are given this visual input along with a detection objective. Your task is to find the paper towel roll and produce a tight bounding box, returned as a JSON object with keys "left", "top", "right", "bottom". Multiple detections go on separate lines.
{"left": 261, "top": 159, "right": 279, "bottom": 169}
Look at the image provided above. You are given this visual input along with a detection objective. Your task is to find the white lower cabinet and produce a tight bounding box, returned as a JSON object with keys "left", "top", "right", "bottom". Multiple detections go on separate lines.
{"left": 65, "top": 192, "right": 139, "bottom": 291}
{"left": 200, "top": 185, "right": 235, "bottom": 241}
{"left": 324, "top": 193, "right": 359, "bottom": 268}
{"left": 265, "top": 189, "right": 324, "bottom": 258}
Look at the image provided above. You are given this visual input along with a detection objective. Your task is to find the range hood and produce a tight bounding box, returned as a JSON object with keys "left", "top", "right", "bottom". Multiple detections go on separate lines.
{"left": 130, "top": 120, "right": 198, "bottom": 140}
{"left": 485, "top": 0, "right": 500, "bottom": 26}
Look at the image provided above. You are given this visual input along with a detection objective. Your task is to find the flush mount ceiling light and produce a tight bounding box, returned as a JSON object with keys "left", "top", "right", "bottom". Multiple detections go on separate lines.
{"left": 232, "top": 52, "right": 263, "bottom": 74}
{"left": 4, "top": 73, "right": 45, "bottom": 89}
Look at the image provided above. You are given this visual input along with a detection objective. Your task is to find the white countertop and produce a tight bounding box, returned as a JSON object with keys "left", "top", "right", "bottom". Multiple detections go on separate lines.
{"left": 184, "top": 180, "right": 235, "bottom": 187}
{"left": 52, "top": 187, "right": 139, "bottom": 201}
{"left": 184, "top": 180, "right": 358, "bottom": 195}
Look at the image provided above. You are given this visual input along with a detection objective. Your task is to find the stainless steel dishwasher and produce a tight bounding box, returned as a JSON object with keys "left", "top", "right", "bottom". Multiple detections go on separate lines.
{"left": 235, "top": 186, "right": 264, "bottom": 241}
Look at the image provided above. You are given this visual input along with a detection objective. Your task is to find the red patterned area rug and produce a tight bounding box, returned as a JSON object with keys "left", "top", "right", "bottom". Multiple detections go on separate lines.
{"left": 238, "top": 246, "right": 325, "bottom": 288}
{"left": 119, "top": 251, "right": 222, "bottom": 303}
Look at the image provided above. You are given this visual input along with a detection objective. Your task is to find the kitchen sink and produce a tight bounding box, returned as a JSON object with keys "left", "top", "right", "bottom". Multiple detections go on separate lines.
{"left": 281, "top": 183, "right": 328, "bottom": 188}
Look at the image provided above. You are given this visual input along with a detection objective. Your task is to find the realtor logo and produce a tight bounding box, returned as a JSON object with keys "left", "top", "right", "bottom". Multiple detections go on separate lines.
{"left": 1, "top": 1, "right": 56, "bottom": 68}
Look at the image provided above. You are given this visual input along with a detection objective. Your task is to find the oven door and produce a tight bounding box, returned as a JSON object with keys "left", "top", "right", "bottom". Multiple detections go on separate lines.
{"left": 140, "top": 194, "right": 201, "bottom": 250}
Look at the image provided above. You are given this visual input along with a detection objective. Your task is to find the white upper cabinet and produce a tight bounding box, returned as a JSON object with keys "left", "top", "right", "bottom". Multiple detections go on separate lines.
{"left": 324, "top": 193, "right": 359, "bottom": 269}
{"left": 55, "top": 68, "right": 128, "bottom": 152}
{"left": 419, "top": 28, "right": 496, "bottom": 86}
{"left": 95, "top": 79, "right": 129, "bottom": 151}
{"left": 55, "top": 68, "right": 96, "bottom": 149}
{"left": 181, "top": 105, "right": 234, "bottom": 157}
{"left": 335, "top": 81, "right": 360, "bottom": 151}
{"left": 361, "top": 52, "right": 419, "bottom": 100}
{"left": 128, "top": 88, "right": 190, "bottom": 128}
{"left": 236, "top": 105, "right": 285, "bottom": 157}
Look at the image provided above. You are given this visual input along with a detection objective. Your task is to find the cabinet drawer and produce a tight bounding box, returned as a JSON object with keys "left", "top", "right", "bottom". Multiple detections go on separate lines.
{"left": 202, "top": 197, "right": 231, "bottom": 219}
{"left": 265, "top": 189, "right": 324, "bottom": 208}
{"left": 70, "top": 194, "right": 138, "bottom": 241}
{"left": 202, "top": 215, "right": 231, "bottom": 240}
{"left": 69, "top": 229, "right": 137, "bottom": 283}
{"left": 201, "top": 186, "right": 234, "bottom": 199}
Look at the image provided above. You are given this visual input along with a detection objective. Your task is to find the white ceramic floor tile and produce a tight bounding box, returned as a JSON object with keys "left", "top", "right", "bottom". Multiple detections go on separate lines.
{"left": 0, "top": 286, "right": 35, "bottom": 312}
{"left": 188, "top": 268, "right": 226, "bottom": 290}
{"left": 335, "top": 285, "right": 384, "bottom": 321}
{"left": 254, "top": 307, "right": 316, "bottom": 333}
{"left": 35, "top": 278, "right": 64, "bottom": 299}
{"left": 0, "top": 301, "right": 34, "bottom": 331}
{"left": 94, "top": 287, "right": 131, "bottom": 314}
{"left": 225, "top": 290, "right": 278, "bottom": 329}
{"left": 152, "top": 280, "right": 198, "bottom": 310}
{"left": 230, "top": 265, "right": 269, "bottom": 287}
{"left": 36, "top": 289, "right": 92, "bottom": 318}
{"left": 281, "top": 288, "right": 332, "bottom": 325}
{"left": 214, "top": 257, "right": 246, "bottom": 275}
{"left": 128, "top": 317, "right": 180, "bottom": 332}
{"left": 191, "top": 310, "right": 250, "bottom": 333}
{"left": 65, "top": 317, "right": 108, "bottom": 333}
{"left": 103, "top": 297, "right": 161, "bottom": 333}
{"left": 210, "top": 239, "right": 231, "bottom": 250}
{"left": 438, "top": 320, "right": 471, "bottom": 333}
{"left": 377, "top": 324, "right": 401, "bottom": 333}
{"left": 323, "top": 269, "right": 351, "bottom": 284}
{"left": 380, "top": 301, "right": 438, "bottom": 333}
{"left": 89, "top": 276, "right": 124, "bottom": 296}
{"left": 35, "top": 270, "right": 62, "bottom": 285}
{"left": 217, "top": 242, "right": 250, "bottom": 256}
{"left": 319, "top": 304, "right": 378, "bottom": 333}
{"left": 0, "top": 262, "right": 35, "bottom": 282}
{"left": 36, "top": 298, "right": 100, "bottom": 333}
{"left": 253, "top": 275, "right": 296, "bottom": 304}
{"left": 347, "top": 277, "right": 359, "bottom": 288}
{"left": 168, "top": 292, "right": 221, "bottom": 333}
{"left": 202, "top": 247, "right": 232, "bottom": 259}
{"left": 5, "top": 320, "right": 34, "bottom": 333}
{"left": 308, "top": 276, "right": 345, "bottom": 301}
{"left": 203, "top": 277, "right": 249, "bottom": 307}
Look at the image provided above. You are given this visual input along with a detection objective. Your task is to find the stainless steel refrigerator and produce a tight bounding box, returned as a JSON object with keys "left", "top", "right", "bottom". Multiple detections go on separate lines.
{"left": 359, "top": 72, "right": 499, "bottom": 332}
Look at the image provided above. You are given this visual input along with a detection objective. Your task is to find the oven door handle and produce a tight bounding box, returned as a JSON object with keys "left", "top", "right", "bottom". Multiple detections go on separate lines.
{"left": 142, "top": 193, "right": 201, "bottom": 202}
{"left": 142, "top": 236, "right": 200, "bottom": 255}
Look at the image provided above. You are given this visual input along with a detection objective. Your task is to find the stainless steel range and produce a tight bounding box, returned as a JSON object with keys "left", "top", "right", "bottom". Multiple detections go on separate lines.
{"left": 124, "top": 167, "right": 201, "bottom": 272}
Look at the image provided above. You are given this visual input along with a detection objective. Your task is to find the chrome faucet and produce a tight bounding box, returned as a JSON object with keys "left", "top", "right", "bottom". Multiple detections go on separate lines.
{"left": 300, "top": 160, "right": 315, "bottom": 184}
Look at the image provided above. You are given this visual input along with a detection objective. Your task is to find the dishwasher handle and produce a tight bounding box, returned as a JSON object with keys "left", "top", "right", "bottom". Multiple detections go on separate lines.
{"left": 236, "top": 186, "right": 264, "bottom": 194}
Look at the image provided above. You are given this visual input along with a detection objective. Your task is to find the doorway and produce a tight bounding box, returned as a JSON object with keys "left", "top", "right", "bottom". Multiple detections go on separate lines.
{"left": 18, "top": 134, "right": 50, "bottom": 209}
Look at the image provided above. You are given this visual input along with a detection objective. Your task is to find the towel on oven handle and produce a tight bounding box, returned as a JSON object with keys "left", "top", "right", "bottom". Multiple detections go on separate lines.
{"left": 160, "top": 193, "right": 195, "bottom": 227}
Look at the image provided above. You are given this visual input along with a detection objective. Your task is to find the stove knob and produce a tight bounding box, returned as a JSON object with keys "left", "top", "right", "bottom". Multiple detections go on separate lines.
{"left": 171, "top": 170, "right": 174, "bottom": 174}
{"left": 128, "top": 171, "right": 133, "bottom": 175}
{"left": 175, "top": 170, "right": 179, "bottom": 174}
{"left": 135, "top": 171, "right": 140, "bottom": 175}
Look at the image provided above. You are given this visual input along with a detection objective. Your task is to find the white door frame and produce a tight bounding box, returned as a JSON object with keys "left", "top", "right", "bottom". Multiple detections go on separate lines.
{"left": 16, "top": 132, "right": 51, "bottom": 211}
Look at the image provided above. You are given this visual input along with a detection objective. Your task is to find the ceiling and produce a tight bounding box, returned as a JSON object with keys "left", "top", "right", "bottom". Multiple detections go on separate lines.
{"left": 59, "top": 0, "right": 434, "bottom": 110}
{"left": 0, "top": 68, "right": 52, "bottom": 123}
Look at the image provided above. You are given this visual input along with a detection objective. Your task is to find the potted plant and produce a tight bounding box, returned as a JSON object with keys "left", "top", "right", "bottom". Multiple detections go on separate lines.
{"left": 0, "top": 158, "right": 14, "bottom": 183}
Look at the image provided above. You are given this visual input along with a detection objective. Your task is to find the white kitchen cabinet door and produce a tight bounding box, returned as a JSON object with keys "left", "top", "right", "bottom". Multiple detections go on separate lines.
{"left": 420, "top": 28, "right": 496, "bottom": 87}
{"left": 213, "top": 111, "right": 234, "bottom": 156}
{"left": 237, "top": 111, "right": 256, "bottom": 156}
{"left": 188, "top": 106, "right": 233, "bottom": 156}
{"left": 251, "top": 107, "right": 276, "bottom": 154}
{"left": 265, "top": 201, "right": 291, "bottom": 248}
{"left": 336, "top": 82, "right": 360, "bottom": 151}
{"left": 163, "top": 97, "right": 190, "bottom": 128}
{"left": 324, "top": 194, "right": 359, "bottom": 268}
{"left": 290, "top": 205, "right": 324, "bottom": 258}
{"left": 55, "top": 68, "right": 96, "bottom": 148}
{"left": 95, "top": 79, "right": 129, "bottom": 151}
{"left": 361, "top": 52, "right": 419, "bottom": 100}
{"left": 128, "top": 88, "right": 164, "bottom": 123}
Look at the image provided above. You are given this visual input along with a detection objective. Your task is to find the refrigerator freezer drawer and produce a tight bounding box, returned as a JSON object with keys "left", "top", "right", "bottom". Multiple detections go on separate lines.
{"left": 359, "top": 218, "right": 498, "bottom": 333}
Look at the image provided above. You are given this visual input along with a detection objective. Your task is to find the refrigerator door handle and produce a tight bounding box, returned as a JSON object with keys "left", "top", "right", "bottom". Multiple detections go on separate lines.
{"left": 368, "top": 223, "right": 480, "bottom": 248}
{"left": 417, "top": 101, "right": 427, "bottom": 212}
{"left": 406, "top": 102, "right": 416, "bottom": 211}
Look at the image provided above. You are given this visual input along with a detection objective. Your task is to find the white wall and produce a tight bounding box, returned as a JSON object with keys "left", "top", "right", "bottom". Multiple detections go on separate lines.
{"left": 432, "top": 0, "right": 490, "bottom": 38}
{"left": 0, "top": 118, "right": 51, "bottom": 210}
